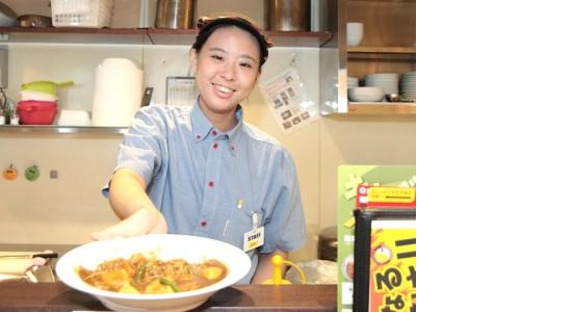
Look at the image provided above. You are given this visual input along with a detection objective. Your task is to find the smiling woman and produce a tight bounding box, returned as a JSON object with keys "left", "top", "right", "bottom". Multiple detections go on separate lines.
{"left": 91, "top": 13, "right": 307, "bottom": 286}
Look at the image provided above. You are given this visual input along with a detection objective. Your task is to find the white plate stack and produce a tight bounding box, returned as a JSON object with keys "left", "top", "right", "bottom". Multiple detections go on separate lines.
{"left": 400, "top": 71, "right": 416, "bottom": 99}
{"left": 364, "top": 73, "right": 399, "bottom": 96}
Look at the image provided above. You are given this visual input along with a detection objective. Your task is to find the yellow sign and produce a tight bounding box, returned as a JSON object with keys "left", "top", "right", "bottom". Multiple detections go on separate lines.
{"left": 368, "top": 187, "right": 416, "bottom": 204}
{"left": 369, "top": 226, "right": 416, "bottom": 312}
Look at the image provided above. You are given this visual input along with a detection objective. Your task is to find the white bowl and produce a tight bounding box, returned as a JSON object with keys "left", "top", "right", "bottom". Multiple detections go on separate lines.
{"left": 20, "top": 90, "right": 58, "bottom": 102}
{"left": 348, "top": 87, "right": 385, "bottom": 102}
{"left": 56, "top": 234, "right": 251, "bottom": 312}
{"left": 347, "top": 77, "right": 359, "bottom": 86}
{"left": 57, "top": 110, "right": 91, "bottom": 126}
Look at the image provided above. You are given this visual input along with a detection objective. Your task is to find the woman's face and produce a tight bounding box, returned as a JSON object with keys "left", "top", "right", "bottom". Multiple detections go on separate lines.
{"left": 190, "top": 26, "right": 261, "bottom": 118}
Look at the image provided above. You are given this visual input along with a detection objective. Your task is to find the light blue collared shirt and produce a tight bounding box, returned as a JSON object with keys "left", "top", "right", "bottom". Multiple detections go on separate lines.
{"left": 102, "top": 100, "right": 306, "bottom": 284}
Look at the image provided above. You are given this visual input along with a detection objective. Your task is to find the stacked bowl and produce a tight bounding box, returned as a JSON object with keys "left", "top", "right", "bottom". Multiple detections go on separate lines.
{"left": 17, "top": 81, "right": 61, "bottom": 125}
{"left": 347, "top": 76, "right": 359, "bottom": 89}
{"left": 364, "top": 73, "right": 399, "bottom": 96}
{"left": 400, "top": 71, "right": 416, "bottom": 99}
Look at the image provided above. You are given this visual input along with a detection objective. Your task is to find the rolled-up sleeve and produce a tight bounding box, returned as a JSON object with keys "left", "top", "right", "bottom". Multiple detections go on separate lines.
{"left": 101, "top": 107, "right": 166, "bottom": 197}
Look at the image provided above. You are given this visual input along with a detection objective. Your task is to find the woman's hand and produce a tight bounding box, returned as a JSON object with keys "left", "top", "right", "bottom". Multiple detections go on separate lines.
{"left": 91, "top": 168, "right": 167, "bottom": 241}
{"left": 90, "top": 207, "right": 167, "bottom": 240}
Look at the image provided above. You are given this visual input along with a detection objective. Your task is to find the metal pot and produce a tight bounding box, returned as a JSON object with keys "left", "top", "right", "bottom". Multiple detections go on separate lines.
{"left": 266, "top": 0, "right": 311, "bottom": 31}
{"left": 155, "top": 0, "right": 195, "bottom": 29}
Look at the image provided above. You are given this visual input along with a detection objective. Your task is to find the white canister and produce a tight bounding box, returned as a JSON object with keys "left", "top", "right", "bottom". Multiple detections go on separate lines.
{"left": 92, "top": 58, "right": 143, "bottom": 127}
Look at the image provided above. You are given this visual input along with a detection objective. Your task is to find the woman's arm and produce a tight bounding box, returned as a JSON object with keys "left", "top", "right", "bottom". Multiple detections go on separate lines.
{"left": 251, "top": 250, "right": 288, "bottom": 284}
{"left": 90, "top": 168, "right": 167, "bottom": 240}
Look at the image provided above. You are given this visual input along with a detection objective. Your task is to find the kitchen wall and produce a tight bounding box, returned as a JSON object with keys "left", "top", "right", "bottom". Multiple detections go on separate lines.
{"left": 0, "top": 0, "right": 416, "bottom": 261}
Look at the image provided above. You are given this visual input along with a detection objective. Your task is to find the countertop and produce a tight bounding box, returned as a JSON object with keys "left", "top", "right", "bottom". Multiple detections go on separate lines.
{"left": 0, "top": 244, "right": 336, "bottom": 311}
{"left": 0, "top": 281, "right": 337, "bottom": 311}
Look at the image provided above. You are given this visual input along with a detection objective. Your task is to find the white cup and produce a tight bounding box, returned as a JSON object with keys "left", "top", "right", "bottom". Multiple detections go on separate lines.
{"left": 347, "top": 22, "right": 364, "bottom": 46}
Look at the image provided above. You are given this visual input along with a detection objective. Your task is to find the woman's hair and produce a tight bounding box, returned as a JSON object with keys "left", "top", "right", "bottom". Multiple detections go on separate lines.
{"left": 192, "top": 14, "right": 273, "bottom": 69}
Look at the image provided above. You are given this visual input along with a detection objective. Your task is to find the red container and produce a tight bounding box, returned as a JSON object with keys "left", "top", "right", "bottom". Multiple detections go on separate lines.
{"left": 17, "top": 100, "right": 59, "bottom": 125}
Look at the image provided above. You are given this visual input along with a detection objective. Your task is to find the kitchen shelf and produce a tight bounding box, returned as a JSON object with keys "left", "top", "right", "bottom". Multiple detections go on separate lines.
{"left": 324, "top": 103, "right": 416, "bottom": 118}
{"left": 346, "top": 103, "right": 415, "bottom": 115}
{"left": 147, "top": 28, "right": 333, "bottom": 47}
{"left": 0, "top": 27, "right": 333, "bottom": 47}
{"left": 347, "top": 46, "right": 416, "bottom": 54}
{"left": 0, "top": 27, "right": 149, "bottom": 45}
{"left": 0, "top": 125, "right": 127, "bottom": 134}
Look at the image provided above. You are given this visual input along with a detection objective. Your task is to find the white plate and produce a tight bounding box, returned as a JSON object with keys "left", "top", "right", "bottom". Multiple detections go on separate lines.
{"left": 56, "top": 234, "right": 251, "bottom": 312}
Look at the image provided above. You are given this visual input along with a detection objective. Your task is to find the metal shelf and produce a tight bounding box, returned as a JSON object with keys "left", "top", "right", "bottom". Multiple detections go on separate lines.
{"left": 0, "top": 125, "right": 127, "bottom": 134}
{"left": 0, "top": 27, "right": 333, "bottom": 47}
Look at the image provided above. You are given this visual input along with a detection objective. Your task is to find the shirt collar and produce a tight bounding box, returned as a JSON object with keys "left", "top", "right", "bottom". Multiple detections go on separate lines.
{"left": 192, "top": 97, "right": 214, "bottom": 142}
{"left": 191, "top": 96, "right": 244, "bottom": 153}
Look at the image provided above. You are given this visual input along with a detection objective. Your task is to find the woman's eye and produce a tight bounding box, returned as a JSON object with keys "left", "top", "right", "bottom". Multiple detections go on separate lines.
{"left": 240, "top": 62, "right": 253, "bottom": 69}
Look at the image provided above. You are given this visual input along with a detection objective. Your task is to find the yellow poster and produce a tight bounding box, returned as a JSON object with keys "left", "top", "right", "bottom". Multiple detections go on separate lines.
{"left": 368, "top": 220, "right": 416, "bottom": 312}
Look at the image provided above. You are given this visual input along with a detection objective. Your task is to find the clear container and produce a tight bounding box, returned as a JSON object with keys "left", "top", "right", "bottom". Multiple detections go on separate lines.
{"left": 51, "top": 0, "right": 113, "bottom": 28}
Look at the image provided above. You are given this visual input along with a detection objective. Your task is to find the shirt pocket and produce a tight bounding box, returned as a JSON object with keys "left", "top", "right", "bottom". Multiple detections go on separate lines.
{"left": 222, "top": 208, "right": 263, "bottom": 248}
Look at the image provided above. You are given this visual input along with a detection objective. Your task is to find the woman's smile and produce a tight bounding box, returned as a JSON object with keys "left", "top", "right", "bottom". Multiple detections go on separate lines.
{"left": 213, "top": 83, "right": 236, "bottom": 96}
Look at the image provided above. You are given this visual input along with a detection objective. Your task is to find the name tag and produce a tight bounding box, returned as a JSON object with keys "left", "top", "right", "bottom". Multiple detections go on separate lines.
{"left": 243, "top": 226, "right": 264, "bottom": 252}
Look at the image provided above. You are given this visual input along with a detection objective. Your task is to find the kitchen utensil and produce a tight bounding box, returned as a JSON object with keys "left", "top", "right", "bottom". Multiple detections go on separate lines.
{"left": 30, "top": 266, "right": 56, "bottom": 283}
{"left": 20, "top": 80, "right": 74, "bottom": 96}
{"left": 141, "top": 87, "right": 154, "bottom": 107}
{"left": 17, "top": 15, "right": 52, "bottom": 28}
{"left": 385, "top": 93, "right": 400, "bottom": 102}
{"left": 155, "top": 0, "right": 194, "bottom": 29}
{"left": 267, "top": 0, "right": 311, "bottom": 31}
{"left": 0, "top": 252, "right": 58, "bottom": 259}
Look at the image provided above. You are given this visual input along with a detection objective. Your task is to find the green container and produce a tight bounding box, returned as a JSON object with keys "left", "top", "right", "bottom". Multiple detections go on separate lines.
{"left": 20, "top": 80, "right": 74, "bottom": 95}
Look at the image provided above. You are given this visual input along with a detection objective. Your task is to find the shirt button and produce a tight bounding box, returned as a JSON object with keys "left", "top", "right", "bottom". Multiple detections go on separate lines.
{"left": 208, "top": 181, "right": 214, "bottom": 187}
{"left": 230, "top": 145, "right": 235, "bottom": 151}
{"left": 212, "top": 143, "right": 218, "bottom": 149}
{"left": 196, "top": 134, "right": 201, "bottom": 139}
{"left": 211, "top": 130, "right": 217, "bottom": 136}
{"left": 200, "top": 220, "right": 207, "bottom": 227}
